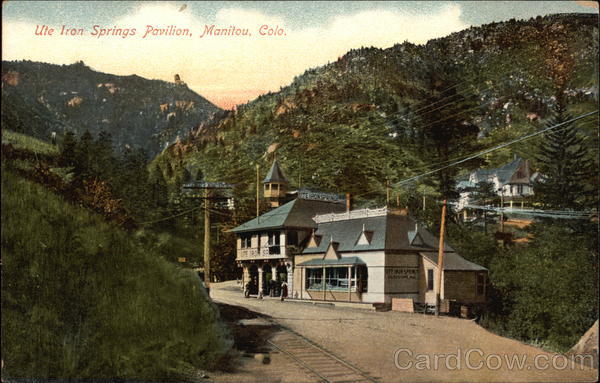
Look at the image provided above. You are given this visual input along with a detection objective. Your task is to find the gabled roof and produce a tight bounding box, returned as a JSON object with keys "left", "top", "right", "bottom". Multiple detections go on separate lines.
{"left": 230, "top": 198, "right": 346, "bottom": 233}
{"left": 302, "top": 213, "right": 454, "bottom": 254}
{"left": 472, "top": 157, "right": 526, "bottom": 185}
{"left": 420, "top": 251, "right": 487, "bottom": 271}
{"left": 263, "top": 160, "right": 289, "bottom": 184}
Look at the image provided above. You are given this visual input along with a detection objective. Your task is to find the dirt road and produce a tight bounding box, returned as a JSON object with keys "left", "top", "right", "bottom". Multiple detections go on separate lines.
{"left": 211, "top": 281, "right": 597, "bottom": 383}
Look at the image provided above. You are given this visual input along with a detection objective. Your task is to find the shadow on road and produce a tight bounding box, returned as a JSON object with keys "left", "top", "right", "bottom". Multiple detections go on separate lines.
{"left": 216, "top": 303, "right": 281, "bottom": 355}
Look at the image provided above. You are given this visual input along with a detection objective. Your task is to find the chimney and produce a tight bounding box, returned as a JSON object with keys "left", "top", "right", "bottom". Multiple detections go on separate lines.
{"left": 345, "top": 192, "right": 353, "bottom": 212}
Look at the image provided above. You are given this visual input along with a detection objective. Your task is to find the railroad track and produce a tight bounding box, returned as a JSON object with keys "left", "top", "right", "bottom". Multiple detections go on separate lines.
{"left": 267, "top": 329, "right": 379, "bottom": 383}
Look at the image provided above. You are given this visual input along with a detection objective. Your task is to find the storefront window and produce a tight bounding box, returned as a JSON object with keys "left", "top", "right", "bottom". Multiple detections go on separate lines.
{"left": 306, "top": 268, "right": 322, "bottom": 290}
{"left": 325, "top": 267, "right": 348, "bottom": 290}
{"left": 305, "top": 266, "right": 365, "bottom": 291}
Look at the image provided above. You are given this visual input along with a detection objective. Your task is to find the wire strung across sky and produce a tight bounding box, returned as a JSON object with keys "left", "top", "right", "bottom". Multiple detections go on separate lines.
{"left": 138, "top": 109, "right": 597, "bottom": 225}
{"left": 394, "top": 110, "right": 599, "bottom": 187}
{"left": 451, "top": 202, "right": 594, "bottom": 219}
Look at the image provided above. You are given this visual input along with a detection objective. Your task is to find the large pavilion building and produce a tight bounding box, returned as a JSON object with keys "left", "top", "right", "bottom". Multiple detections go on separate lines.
{"left": 230, "top": 161, "right": 488, "bottom": 308}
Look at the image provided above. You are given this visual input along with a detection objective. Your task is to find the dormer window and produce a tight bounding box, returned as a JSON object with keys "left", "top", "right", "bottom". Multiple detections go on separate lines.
{"left": 307, "top": 232, "right": 322, "bottom": 248}
{"left": 356, "top": 224, "right": 373, "bottom": 245}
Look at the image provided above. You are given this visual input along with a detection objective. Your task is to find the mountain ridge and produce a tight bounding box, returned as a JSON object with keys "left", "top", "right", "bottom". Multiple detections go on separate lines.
{"left": 1, "top": 60, "right": 221, "bottom": 156}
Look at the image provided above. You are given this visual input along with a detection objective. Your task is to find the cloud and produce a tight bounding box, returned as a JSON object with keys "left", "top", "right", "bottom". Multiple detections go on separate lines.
{"left": 1, "top": 4, "right": 468, "bottom": 108}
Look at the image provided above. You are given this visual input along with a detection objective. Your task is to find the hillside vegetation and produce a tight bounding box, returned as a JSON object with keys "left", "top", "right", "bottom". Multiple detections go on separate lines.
{"left": 1, "top": 60, "right": 221, "bottom": 156}
{"left": 1, "top": 141, "right": 232, "bottom": 380}
{"left": 155, "top": 13, "right": 597, "bottom": 206}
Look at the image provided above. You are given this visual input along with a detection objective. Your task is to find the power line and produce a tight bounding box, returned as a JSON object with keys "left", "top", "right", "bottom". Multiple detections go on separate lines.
{"left": 137, "top": 205, "right": 204, "bottom": 225}
{"left": 394, "top": 110, "right": 599, "bottom": 187}
{"left": 381, "top": 71, "right": 516, "bottom": 128}
{"left": 454, "top": 202, "right": 594, "bottom": 219}
{"left": 342, "top": 112, "right": 597, "bottom": 201}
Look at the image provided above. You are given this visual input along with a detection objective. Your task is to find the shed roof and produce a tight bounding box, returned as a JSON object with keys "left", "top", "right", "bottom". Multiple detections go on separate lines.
{"left": 420, "top": 251, "right": 487, "bottom": 271}
{"left": 296, "top": 256, "right": 366, "bottom": 267}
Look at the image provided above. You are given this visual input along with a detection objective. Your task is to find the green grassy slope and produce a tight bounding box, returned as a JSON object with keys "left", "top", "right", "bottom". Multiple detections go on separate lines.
{"left": 1, "top": 166, "right": 232, "bottom": 381}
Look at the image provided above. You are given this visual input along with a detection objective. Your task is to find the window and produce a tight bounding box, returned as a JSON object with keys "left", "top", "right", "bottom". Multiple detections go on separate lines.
{"left": 241, "top": 234, "right": 252, "bottom": 248}
{"left": 272, "top": 184, "right": 279, "bottom": 191}
{"left": 477, "top": 273, "right": 486, "bottom": 296}
{"left": 305, "top": 267, "right": 362, "bottom": 291}
{"left": 325, "top": 267, "right": 349, "bottom": 291}
{"left": 268, "top": 232, "right": 281, "bottom": 254}
{"left": 358, "top": 265, "right": 368, "bottom": 293}
{"left": 268, "top": 232, "right": 280, "bottom": 245}
{"left": 427, "top": 269, "right": 434, "bottom": 291}
{"left": 517, "top": 185, "right": 523, "bottom": 194}
{"left": 306, "top": 268, "right": 323, "bottom": 290}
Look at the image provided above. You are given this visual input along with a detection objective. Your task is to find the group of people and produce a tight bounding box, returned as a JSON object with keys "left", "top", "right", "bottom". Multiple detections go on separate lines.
{"left": 244, "top": 279, "right": 288, "bottom": 301}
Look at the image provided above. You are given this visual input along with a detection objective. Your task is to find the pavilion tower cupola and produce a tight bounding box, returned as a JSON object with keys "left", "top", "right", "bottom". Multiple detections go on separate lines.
{"left": 263, "top": 159, "right": 289, "bottom": 208}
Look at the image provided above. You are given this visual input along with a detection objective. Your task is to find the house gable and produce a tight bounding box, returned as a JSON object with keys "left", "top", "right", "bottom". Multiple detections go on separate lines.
{"left": 356, "top": 224, "right": 374, "bottom": 245}
{"left": 307, "top": 232, "right": 322, "bottom": 248}
{"left": 411, "top": 232, "right": 427, "bottom": 247}
{"left": 323, "top": 240, "right": 341, "bottom": 260}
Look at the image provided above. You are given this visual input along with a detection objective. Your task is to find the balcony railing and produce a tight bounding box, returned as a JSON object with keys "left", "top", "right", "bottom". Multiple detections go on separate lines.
{"left": 236, "top": 246, "right": 291, "bottom": 260}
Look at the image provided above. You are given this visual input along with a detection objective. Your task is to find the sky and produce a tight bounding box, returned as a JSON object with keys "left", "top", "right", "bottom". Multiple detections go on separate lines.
{"left": 2, "top": 1, "right": 598, "bottom": 109}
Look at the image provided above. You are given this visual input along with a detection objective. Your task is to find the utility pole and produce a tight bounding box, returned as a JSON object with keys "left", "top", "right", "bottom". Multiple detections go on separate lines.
{"left": 499, "top": 188, "right": 504, "bottom": 233}
{"left": 256, "top": 164, "right": 260, "bottom": 217}
{"left": 203, "top": 188, "right": 211, "bottom": 291}
{"left": 435, "top": 199, "right": 447, "bottom": 317}
{"left": 423, "top": 195, "right": 426, "bottom": 211}
{"left": 386, "top": 180, "right": 391, "bottom": 205}
{"left": 182, "top": 180, "right": 233, "bottom": 296}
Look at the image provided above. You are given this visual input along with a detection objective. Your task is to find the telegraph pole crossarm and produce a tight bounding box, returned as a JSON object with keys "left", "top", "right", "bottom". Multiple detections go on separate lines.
{"left": 181, "top": 180, "right": 233, "bottom": 296}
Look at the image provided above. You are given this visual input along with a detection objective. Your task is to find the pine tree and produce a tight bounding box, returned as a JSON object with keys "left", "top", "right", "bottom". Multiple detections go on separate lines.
{"left": 59, "top": 131, "right": 77, "bottom": 167}
{"left": 534, "top": 104, "right": 595, "bottom": 209}
{"left": 416, "top": 72, "right": 483, "bottom": 200}
{"left": 73, "top": 130, "right": 94, "bottom": 179}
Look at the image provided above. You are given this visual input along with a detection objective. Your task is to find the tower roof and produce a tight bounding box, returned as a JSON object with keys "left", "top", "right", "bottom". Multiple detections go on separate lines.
{"left": 263, "top": 160, "right": 289, "bottom": 184}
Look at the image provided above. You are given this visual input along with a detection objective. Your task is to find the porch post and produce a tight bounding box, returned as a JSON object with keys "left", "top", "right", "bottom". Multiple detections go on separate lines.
{"left": 348, "top": 265, "right": 352, "bottom": 302}
{"left": 300, "top": 267, "right": 304, "bottom": 300}
{"left": 242, "top": 265, "right": 247, "bottom": 292}
{"left": 322, "top": 266, "right": 326, "bottom": 301}
{"left": 258, "top": 265, "right": 264, "bottom": 298}
{"left": 286, "top": 261, "right": 293, "bottom": 297}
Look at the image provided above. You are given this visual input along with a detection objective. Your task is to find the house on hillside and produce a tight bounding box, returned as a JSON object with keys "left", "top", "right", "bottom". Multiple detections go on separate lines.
{"left": 457, "top": 156, "right": 540, "bottom": 214}
{"left": 230, "top": 160, "right": 488, "bottom": 309}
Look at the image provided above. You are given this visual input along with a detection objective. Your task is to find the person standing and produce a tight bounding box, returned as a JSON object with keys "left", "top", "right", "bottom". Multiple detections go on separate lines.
{"left": 280, "top": 281, "right": 288, "bottom": 301}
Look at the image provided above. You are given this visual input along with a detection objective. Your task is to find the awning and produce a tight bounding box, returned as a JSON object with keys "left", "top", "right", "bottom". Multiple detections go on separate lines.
{"left": 296, "top": 256, "right": 365, "bottom": 267}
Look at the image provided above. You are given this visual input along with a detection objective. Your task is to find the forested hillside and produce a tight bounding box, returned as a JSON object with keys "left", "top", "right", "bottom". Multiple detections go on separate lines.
{"left": 1, "top": 60, "right": 220, "bottom": 156}
{"left": 1, "top": 131, "right": 232, "bottom": 381}
{"left": 154, "top": 13, "right": 597, "bottom": 208}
